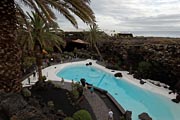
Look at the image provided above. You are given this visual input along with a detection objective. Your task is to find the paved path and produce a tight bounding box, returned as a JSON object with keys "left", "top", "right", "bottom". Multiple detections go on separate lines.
{"left": 54, "top": 81, "right": 109, "bottom": 120}
{"left": 84, "top": 89, "right": 109, "bottom": 120}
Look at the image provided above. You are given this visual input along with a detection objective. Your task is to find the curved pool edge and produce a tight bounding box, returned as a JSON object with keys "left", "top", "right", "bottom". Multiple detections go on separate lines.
{"left": 42, "top": 59, "right": 176, "bottom": 100}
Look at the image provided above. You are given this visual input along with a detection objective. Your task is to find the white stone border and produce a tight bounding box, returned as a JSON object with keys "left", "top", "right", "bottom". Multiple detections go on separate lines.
{"left": 22, "top": 59, "right": 176, "bottom": 99}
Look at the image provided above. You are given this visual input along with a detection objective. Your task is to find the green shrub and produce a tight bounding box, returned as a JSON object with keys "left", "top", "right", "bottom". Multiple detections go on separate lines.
{"left": 54, "top": 83, "right": 61, "bottom": 88}
{"left": 45, "top": 47, "right": 54, "bottom": 53}
{"left": 46, "top": 80, "right": 53, "bottom": 85}
{"left": 120, "top": 116, "right": 126, "bottom": 120}
{"left": 42, "top": 76, "right": 47, "bottom": 81}
{"left": 47, "top": 80, "right": 53, "bottom": 84}
{"left": 71, "top": 90, "right": 79, "bottom": 100}
{"left": 22, "top": 88, "right": 31, "bottom": 97}
{"left": 22, "top": 57, "right": 36, "bottom": 68}
{"left": 47, "top": 101, "right": 54, "bottom": 109}
{"left": 138, "top": 61, "right": 152, "bottom": 79}
{"left": 73, "top": 110, "right": 92, "bottom": 120}
{"left": 64, "top": 117, "right": 74, "bottom": 120}
{"left": 63, "top": 51, "right": 74, "bottom": 57}
{"left": 73, "top": 82, "right": 81, "bottom": 90}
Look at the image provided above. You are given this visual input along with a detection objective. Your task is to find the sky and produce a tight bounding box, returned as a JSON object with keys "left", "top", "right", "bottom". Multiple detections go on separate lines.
{"left": 57, "top": 0, "right": 180, "bottom": 37}
{"left": 20, "top": 0, "right": 180, "bottom": 37}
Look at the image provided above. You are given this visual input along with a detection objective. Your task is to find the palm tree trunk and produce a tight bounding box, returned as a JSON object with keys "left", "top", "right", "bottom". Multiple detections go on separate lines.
{"left": 94, "top": 44, "right": 104, "bottom": 62}
{"left": 0, "top": 0, "right": 22, "bottom": 92}
{"left": 36, "top": 52, "right": 43, "bottom": 81}
{"left": 34, "top": 41, "right": 43, "bottom": 81}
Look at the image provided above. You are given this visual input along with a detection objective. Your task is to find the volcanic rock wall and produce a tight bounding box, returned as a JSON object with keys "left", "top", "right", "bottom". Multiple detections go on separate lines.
{"left": 101, "top": 37, "right": 180, "bottom": 91}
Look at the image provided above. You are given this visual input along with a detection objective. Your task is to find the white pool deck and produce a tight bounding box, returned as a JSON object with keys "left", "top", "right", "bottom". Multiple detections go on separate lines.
{"left": 22, "top": 59, "right": 176, "bottom": 99}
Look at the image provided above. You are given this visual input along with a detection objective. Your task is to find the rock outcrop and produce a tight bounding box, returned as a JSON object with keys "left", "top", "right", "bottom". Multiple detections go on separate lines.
{"left": 0, "top": 91, "right": 60, "bottom": 120}
{"left": 114, "top": 72, "right": 123, "bottom": 77}
{"left": 138, "top": 112, "right": 152, "bottom": 120}
{"left": 140, "top": 80, "right": 146, "bottom": 85}
{"left": 172, "top": 94, "right": 180, "bottom": 103}
{"left": 125, "top": 110, "right": 132, "bottom": 120}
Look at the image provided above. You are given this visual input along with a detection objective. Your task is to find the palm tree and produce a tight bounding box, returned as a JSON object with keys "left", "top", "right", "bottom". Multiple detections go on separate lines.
{"left": 0, "top": 0, "right": 95, "bottom": 93}
{"left": 18, "top": 12, "right": 65, "bottom": 81}
{"left": 87, "top": 23, "right": 104, "bottom": 61}
{"left": 0, "top": 1, "right": 22, "bottom": 92}
{"left": 16, "top": 0, "right": 95, "bottom": 28}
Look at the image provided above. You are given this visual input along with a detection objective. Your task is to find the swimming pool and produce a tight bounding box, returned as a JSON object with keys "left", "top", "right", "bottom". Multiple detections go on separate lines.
{"left": 56, "top": 64, "right": 180, "bottom": 120}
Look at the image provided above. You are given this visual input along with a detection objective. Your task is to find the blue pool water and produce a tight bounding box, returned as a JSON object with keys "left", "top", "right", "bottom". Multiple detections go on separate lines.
{"left": 56, "top": 64, "right": 180, "bottom": 120}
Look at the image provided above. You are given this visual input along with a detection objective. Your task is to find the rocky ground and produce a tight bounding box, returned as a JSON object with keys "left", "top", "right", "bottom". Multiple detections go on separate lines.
{"left": 0, "top": 81, "right": 95, "bottom": 120}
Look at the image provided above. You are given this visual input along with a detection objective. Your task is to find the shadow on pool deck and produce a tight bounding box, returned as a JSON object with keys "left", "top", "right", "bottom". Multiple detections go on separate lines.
{"left": 54, "top": 81, "right": 124, "bottom": 120}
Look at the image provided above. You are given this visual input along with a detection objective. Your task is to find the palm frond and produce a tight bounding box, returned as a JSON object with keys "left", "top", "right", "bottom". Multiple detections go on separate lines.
{"left": 18, "top": 0, "right": 33, "bottom": 9}
{"left": 34, "top": 0, "right": 55, "bottom": 22}
{"left": 46, "top": 0, "right": 78, "bottom": 28}
{"left": 64, "top": 0, "right": 95, "bottom": 24}
{"left": 16, "top": 4, "right": 34, "bottom": 47}
{"left": 18, "top": 0, "right": 95, "bottom": 28}
{"left": 18, "top": 12, "right": 65, "bottom": 53}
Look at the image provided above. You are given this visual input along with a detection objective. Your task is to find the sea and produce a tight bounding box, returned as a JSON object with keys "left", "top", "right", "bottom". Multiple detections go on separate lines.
{"left": 122, "top": 31, "right": 180, "bottom": 38}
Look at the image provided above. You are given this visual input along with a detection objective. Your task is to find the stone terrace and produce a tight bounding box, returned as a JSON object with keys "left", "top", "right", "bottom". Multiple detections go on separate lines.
{"left": 52, "top": 81, "right": 123, "bottom": 120}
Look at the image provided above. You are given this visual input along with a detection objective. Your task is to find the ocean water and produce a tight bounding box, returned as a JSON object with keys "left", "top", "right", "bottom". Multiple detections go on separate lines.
{"left": 56, "top": 64, "right": 180, "bottom": 120}
{"left": 122, "top": 31, "right": 180, "bottom": 38}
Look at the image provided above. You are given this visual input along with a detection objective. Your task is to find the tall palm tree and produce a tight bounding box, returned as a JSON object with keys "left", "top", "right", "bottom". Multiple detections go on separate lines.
{"left": 0, "top": 0, "right": 95, "bottom": 93}
{"left": 0, "top": 0, "right": 22, "bottom": 92}
{"left": 18, "top": 12, "right": 65, "bottom": 81}
{"left": 87, "top": 23, "right": 104, "bottom": 61}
